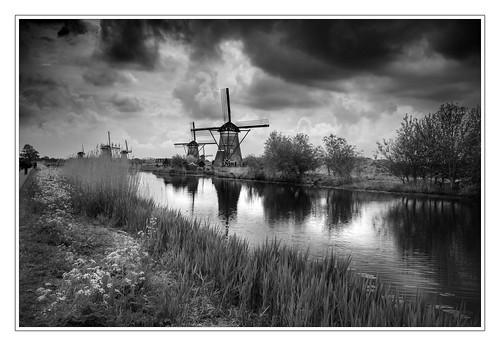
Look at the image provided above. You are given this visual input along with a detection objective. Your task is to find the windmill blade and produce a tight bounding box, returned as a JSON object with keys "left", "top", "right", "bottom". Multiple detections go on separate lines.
{"left": 125, "top": 140, "right": 129, "bottom": 152}
{"left": 190, "top": 122, "right": 197, "bottom": 141}
{"left": 220, "top": 88, "right": 230, "bottom": 123}
{"left": 236, "top": 118, "right": 270, "bottom": 129}
{"left": 174, "top": 142, "right": 190, "bottom": 148}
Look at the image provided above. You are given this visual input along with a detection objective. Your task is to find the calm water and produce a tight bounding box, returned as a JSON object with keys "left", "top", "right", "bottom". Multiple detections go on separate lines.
{"left": 138, "top": 172, "right": 482, "bottom": 317}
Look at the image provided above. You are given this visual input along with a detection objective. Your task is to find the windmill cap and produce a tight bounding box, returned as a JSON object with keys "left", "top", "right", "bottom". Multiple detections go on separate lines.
{"left": 187, "top": 140, "right": 199, "bottom": 147}
{"left": 218, "top": 121, "right": 240, "bottom": 132}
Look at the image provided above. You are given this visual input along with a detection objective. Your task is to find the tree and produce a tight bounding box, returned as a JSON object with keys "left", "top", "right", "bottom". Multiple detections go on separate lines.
{"left": 170, "top": 154, "right": 185, "bottom": 168}
{"left": 263, "top": 131, "right": 322, "bottom": 181}
{"left": 323, "top": 135, "right": 359, "bottom": 181}
{"left": 433, "top": 103, "right": 480, "bottom": 189}
{"left": 376, "top": 115, "right": 426, "bottom": 184}
{"left": 20, "top": 144, "right": 40, "bottom": 169}
{"left": 377, "top": 103, "right": 481, "bottom": 190}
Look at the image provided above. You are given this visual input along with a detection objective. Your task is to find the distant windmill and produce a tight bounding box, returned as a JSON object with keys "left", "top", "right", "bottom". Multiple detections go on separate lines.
{"left": 77, "top": 144, "right": 85, "bottom": 159}
{"left": 100, "top": 131, "right": 121, "bottom": 159}
{"left": 174, "top": 122, "right": 216, "bottom": 160}
{"left": 120, "top": 140, "right": 132, "bottom": 160}
{"left": 193, "top": 88, "right": 269, "bottom": 167}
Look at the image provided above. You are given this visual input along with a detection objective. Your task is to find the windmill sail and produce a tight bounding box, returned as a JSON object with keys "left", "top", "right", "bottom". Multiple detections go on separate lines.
{"left": 220, "top": 88, "right": 231, "bottom": 123}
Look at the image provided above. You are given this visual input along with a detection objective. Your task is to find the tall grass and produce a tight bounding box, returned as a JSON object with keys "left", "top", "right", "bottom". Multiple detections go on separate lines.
{"left": 63, "top": 158, "right": 479, "bottom": 327}
{"left": 64, "top": 158, "right": 155, "bottom": 232}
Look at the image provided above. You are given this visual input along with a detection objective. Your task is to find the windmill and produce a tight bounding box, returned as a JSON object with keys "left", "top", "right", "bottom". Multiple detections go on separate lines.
{"left": 120, "top": 140, "right": 132, "bottom": 160}
{"left": 174, "top": 122, "right": 216, "bottom": 160}
{"left": 100, "top": 131, "right": 121, "bottom": 159}
{"left": 77, "top": 144, "right": 85, "bottom": 159}
{"left": 193, "top": 88, "right": 270, "bottom": 167}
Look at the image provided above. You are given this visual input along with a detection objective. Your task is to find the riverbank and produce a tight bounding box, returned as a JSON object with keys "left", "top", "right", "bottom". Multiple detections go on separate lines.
{"left": 18, "top": 161, "right": 479, "bottom": 327}
{"left": 141, "top": 164, "right": 480, "bottom": 201}
{"left": 18, "top": 166, "right": 239, "bottom": 327}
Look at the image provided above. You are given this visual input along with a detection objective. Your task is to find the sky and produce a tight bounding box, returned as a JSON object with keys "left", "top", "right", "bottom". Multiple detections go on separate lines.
{"left": 18, "top": 17, "right": 482, "bottom": 159}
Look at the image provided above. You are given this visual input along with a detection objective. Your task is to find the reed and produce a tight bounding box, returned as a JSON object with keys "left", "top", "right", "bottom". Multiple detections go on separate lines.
{"left": 64, "top": 158, "right": 155, "bottom": 232}
{"left": 63, "top": 158, "right": 479, "bottom": 327}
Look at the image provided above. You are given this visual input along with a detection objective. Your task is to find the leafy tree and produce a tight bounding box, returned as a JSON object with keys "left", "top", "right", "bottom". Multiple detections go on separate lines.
{"left": 323, "top": 135, "right": 359, "bottom": 181}
{"left": 376, "top": 115, "right": 426, "bottom": 184}
{"left": 433, "top": 103, "right": 480, "bottom": 189}
{"left": 20, "top": 144, "right": 40, "bottom": 169}
{"left": 243, "top": 155, "right": 266, "bottom": 179}
{"left": 170, "top": 154, "right": 185, "bottom": 168}
{"left": 263, "top": 131, "right": 322, "bottom": 181}
{"left": 377, "top": 103, "right": 481, "bottom": 190}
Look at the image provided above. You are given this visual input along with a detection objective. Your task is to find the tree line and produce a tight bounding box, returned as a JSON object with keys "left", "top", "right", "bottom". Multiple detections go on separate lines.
{"left": 245, "top": 131, "right": 360, "bottom": 183}
{"left": 245, "top": 102, "right": 481, "bottom": 192}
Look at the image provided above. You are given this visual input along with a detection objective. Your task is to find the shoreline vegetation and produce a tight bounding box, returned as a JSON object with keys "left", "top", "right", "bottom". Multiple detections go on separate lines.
{"left": 18, "top": 158, "right": 479, "bottom": 327}
{"left": 138, "top": 160, "right": 480, "bottom": 201}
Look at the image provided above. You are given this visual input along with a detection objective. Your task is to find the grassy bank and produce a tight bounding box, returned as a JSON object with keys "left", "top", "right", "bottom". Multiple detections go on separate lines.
{"left": 22, "top": 158, "right": 479, "bottom": 327}
{"left": 205, "top": 165, "right": 480, "bottom": 199}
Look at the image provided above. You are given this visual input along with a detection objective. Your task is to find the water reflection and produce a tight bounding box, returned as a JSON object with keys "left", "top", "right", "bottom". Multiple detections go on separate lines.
{"left": 246, "top": 184, "right": 315, "bottom": 225}
{"left": 324, "top": 189, "right": 362, "bottom": 233}
{"left": 377, "top": 197, "right": 481, "bottom": 312}
{"left": 140, "top": 173, "right": 481, "bottom": 316}
{"left": 212, "top": 179, "right": 242, "bottom": 235}
{"left": 162, "top": 175, "right": 200, "bottom": 213}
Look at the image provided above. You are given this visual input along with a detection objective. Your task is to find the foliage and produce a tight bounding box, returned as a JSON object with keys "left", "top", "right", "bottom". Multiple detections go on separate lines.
{"left": 377, "top": 103, "right": 481, "bottom": 191}
{"left": 170, "top": 154, "right": 185, "bottom": 168}
{"left": 185, "top": 155, "right": 198, "bottom": 165}
{"left": 323, "top": 134, "right": 360, "bottom": 181}
{"left": 263, "top": 131, "right": 322, "bottom": 181}
{"left": 242, "top": 155, "right": 266, "bottom": 180}
{"left": 20, "top": 144, "right": 40, "bottom": 169}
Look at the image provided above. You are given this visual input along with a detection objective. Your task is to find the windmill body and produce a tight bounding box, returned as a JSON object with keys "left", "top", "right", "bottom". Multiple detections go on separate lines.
{"left": 193, "top": 88, "right": 269, "bottom": 167}
{"left": 174, "top": 122, "right": 216, "bottom": 160}
{"left": 121, "top": 140, "right": 132, "bottom": 160}
{"left": 214, "top": 121, "right": 242, "bottom": 166}
{"left": 100, "top": 131, "right": 121, "bottom": 159}
{"left": 77, "top": 144, "right": 85, "bottom": 159}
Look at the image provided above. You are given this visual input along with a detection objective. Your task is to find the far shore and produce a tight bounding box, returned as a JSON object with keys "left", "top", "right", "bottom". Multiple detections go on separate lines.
{"left": 136, "top": 164, "right": 480, "bottom": 201}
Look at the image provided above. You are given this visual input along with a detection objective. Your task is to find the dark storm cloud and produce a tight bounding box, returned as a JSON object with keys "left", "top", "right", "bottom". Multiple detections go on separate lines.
{"left": 57, "top": 19, "right": 88, "bottom": 37}
{"left": 19, "top": 19, "right": 90, "bottom": 63}
{"left": 96, "top": 20, "right": 189, "bottom": 70}
{"left": 241, "top": 73, "right": 323, "bottom": 110}
{"left": 93, "top": 19, "right": 480, "bottom": 81}
{"left": 19, "top": 73, "right": 100, "bottom": 127}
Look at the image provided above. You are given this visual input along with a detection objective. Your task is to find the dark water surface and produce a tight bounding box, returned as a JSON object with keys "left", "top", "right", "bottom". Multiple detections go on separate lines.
{"left": 139, "top": 172, "right": 482, "bottom": 317}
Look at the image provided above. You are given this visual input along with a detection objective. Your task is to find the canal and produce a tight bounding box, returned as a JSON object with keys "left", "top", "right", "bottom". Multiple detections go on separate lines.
{"left": 138, "top": 172, "right": 482, "bottom": 318}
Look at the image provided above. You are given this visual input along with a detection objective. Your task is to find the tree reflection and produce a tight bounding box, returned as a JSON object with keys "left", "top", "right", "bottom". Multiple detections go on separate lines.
{"left": 324, "top": 189, "right": 362, "bottom": 233}
{"left": 379, "top": 197, "right": 481, "bottom": 306}
{"left": 261, "top": 185, "right": 315, "bottom": 225}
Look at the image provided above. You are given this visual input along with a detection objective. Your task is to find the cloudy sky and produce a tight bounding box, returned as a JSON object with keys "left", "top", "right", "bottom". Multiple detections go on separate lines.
{"left": 18, "top": 17, "right": 481, "bottom": 159}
